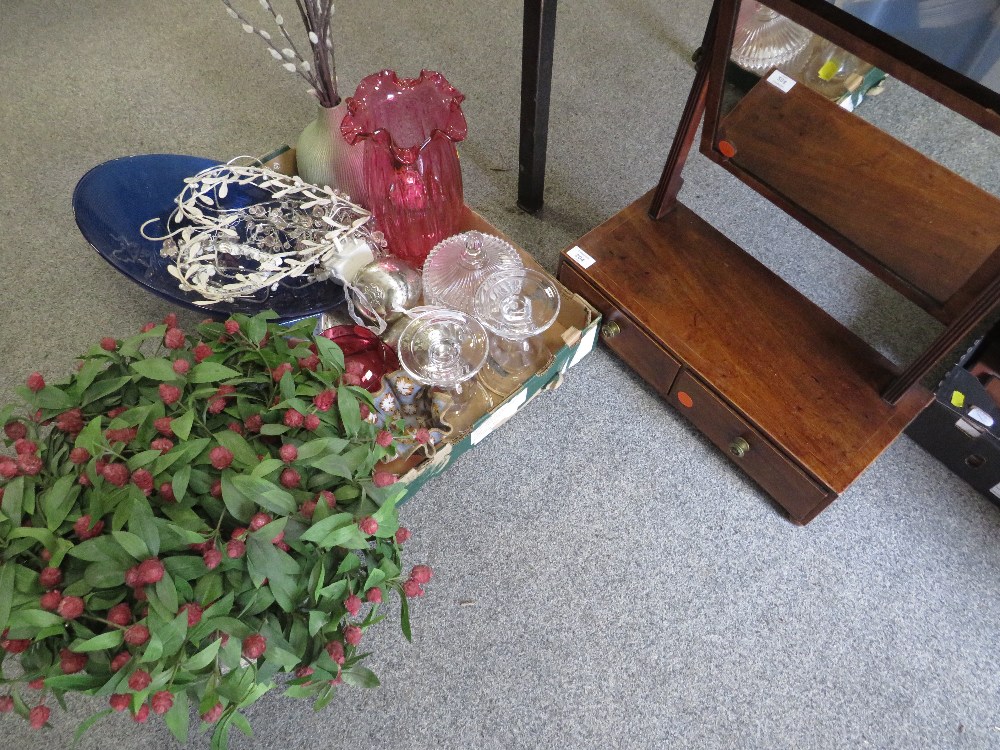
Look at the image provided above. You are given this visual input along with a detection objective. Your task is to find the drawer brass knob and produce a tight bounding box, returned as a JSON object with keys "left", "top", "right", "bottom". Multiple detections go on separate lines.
{"left": 729, "top": 437, "right": 750, "bottom": 458}
{"left": 601, "top": 321, "right": 621, "bottom": 339}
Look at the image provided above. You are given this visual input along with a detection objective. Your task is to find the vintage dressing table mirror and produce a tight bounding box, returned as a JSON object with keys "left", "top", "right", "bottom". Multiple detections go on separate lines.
{"left": 551, "top": 0, "right": 1000, "bottom": 522}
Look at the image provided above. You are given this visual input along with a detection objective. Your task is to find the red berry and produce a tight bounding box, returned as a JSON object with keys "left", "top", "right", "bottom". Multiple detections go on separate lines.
{"left": 59, "top": 648, "right": 88, "bottom": 674}
{"left": 56, "top": 408, "right": 84, "bottom": 435}
{"left": 128, "top": 669, "right": 152, "bottom": 691}
{"left": 101, "top": 462, "right": 129, "bottom": 487}
{"left": 209, "top": 445, "right": 234, "bottom": 470}
{"left": 1, "top": 636, "right": 30, "bottom": 653}
{"left": 151, "top": 690, "right": 173, "bottom": 715}
{"left": 283, "top": 409, "right": 304, "bottom": 428}
{"left": 159, "top": 481, "right": 176, "bottom": 502}
{"left": 137, "top": 558, "right": 165, "bottom": 585}
{"left": 402, "top": 579, "right": 424, "bottom": 598}
{"left": 38, "top": 567, "right": 62, "bottom": 589}
{"left": 101, "top": 337, "right": 118, "bottom": 351}
{"left": 376, "top": 430, "right": 393, "bottom": 448}
{"left": 124, "top": 565, "right": 143, "bottom": 588}
{"left": 57, "top": 595, "right": 85, "bottom": 620}
{"left": 410, "top": 565, "right": 433, "bottom": 585}
{"left": 341, "top": 372, "right": 362, "bottom": 387}
{"left": 230, "top": 527, "right": 248, "bottom": 540}
{"left": 172, "top": 358, "right": 190, "bottom": 374}
{"left": 227, "top": 421, "right": 243, "bottom": 434}
{"left": 109, "top": 694, "right": 130, "bottom": 712}
{"left": 203, "top": 547, "right": 222, "bottom": 570}
{"left": 3, "top": 420, "right": 26, "bottom": 440}
{"left": 366, "top": 588, "right": 383, "bottom": 604}
{"left": 133, "top": 703, "right": 150, "bottom": 723}
{"left": 300, "top": 499, "right": 317, "bottom": 518}
{"left": 29, "top": 704, "right": 50, "bottom": 730}
{"left": 131, "top": 468, "right": 154, "bottom": 495}
{"left": 414, "top": 427, "right": 431, "bottom": 444}
{"left": 210, "top": 479, "right": 223, "bottom": 498}
{"left": 343, "top": 625, "right": 362, "bottom": 646}
{"left": 107, "top": 603, "right": 132, "bottom": 626}
{"left": 193, "top": 342, "right": 213, "bottom": 363}
{"left": 249, "top": 513, "right": 272, "bottom": 531}
{"left": 140, "top": 322, "right": 156, "bottom": 333}
{"left": 303, "top": 414, "right": 321, "bottom": 431}
{"left": 372, "top": 470, "right": 397, "bottom": 488}
{"left": 28, "top": 678, "right": 45, "bottom": 690}
{"left": 224, "top": 320, "right": 240, "bottom": 335}
{"left": 26, "top": 372, "right": 45, "bottom": 392}
{"left": 312, "top": 390, "right": 336, "bottom": 411}
{"left": 151, "top": 437, "right": 174, "bottom": 454}
{"left": 279, "top": 443, "right": 298, "bottom": 462}
{"left": 358, "top": 516, "right": 378, "bottom": 536}
{"left": 110, "top": 652, "right": 131, "bottom": 672}
{"left": 163, "top": 327, "right": 185, "bottom": 349}
{"left": 163, "top": 313, "right": 178, "bottom": 328}
{"left": 14, "top": 438, "right": 38, "bottom": 455}
{"left": 226, "top": 540, "right": 246, "bottom": 559}
{"left": 153, "top": 416, "right": 173, "bottom": 436}
{"left": 124, "top": 625, "right": 150, "bottom": 646}
{"left": 74, "top": 516, "right": 104, "bottom": 540}
{"left": 17, "top": 453, "right": 42, "bottom": 476}
{"left": 179, "top": 602, "right": 203, "bottom": 627}
{"left": 207, "top": 396, "right": 227, "bottom": 414}
{"left": 244, "top": 414, "right": 263, "bottom": 432}
{"left": 344, "top": 594, "right": 362, "bottom": 617}
{"left": 158, "top": 383, "right": 182, "bottom": 405}
{"left": 0, "top": 696, "right": 14, "bottom": 713}
{"left": 69, "top": 447, "right": 90, "bottom": 464}
{"left": 325, "top": 640, "right": 345, "bottom": 665}
{"left": 395, "top": 527, "right": 411, "bottom": 544}
{"left": 241, "top": 634, "right": 267, "bottom": 660}
{"left": 271, "top": 362, "right": 293, "bottom": 382}
{"left": 201, "top": 703, "right": 224, "bottom": 723}
{"left": 359, "top": 404, "right": 371, "bottom": 420}
{"left": 319, "top": 490, "right": 336, "bottom": 509}
{"left": 280, "top": 468, "right": 300, "bottom": 488}
{"left": 39, "top": 590, "right": 62, "bottom": 611}
{"left": 0, "top": 457, "right": 18, "bottom": 479}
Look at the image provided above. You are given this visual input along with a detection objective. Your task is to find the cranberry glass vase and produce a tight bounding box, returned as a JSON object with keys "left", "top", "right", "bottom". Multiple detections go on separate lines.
{"left": 341, "top": 70, "right": 467, "bottom": 266}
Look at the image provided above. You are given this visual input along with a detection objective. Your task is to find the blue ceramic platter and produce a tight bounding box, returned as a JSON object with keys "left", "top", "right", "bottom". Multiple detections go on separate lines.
{"left": 72, "top": 154, "right": 344, "bottom": 322}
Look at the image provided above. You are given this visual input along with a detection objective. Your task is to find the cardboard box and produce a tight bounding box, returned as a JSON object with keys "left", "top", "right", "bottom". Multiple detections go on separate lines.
{"left": 906, "top": 332, "right": 1000, "bottom": 507}
{"left": 260, "top": 146, "right": 602, "bottom": 504}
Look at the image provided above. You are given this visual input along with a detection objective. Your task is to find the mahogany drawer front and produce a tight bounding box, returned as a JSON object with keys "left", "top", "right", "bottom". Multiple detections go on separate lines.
{"left": 558, "top": 259, "right": 682, "bottom": 397}
{"left": 668, "top": 370, "right": 833, "bottom": 522}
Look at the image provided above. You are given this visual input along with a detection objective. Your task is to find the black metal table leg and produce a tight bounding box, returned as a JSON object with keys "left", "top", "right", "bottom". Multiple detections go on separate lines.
{"left": 517, "top": 0, "right": 558, "bottom": 213}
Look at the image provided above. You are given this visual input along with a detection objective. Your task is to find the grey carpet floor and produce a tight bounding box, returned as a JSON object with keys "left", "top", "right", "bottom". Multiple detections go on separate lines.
{"left": 1, "top": 1, "right": 999, "bottom": 748}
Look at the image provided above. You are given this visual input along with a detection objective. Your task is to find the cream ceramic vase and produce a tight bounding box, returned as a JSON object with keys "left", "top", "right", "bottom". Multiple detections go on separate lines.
{"left": 295, "top": 102, "right": 368, "bottom": 206}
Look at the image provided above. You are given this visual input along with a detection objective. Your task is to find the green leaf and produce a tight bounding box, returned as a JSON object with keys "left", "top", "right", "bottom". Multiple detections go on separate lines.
{"left": 45, "top": 673, "right": 105, "bottom": 691}
{"left": 126, "top": 449, "right": 162, "bottom": 471}
{"left": 247, "top": 316, "right": 268, "bottom": 345}
{"left": 299, "top": 512, "right": 353, "bottom": 544}
{"left": 158, "top": 610, "right": 189, "bottom": 658}
{"left": 220, "top": 473, "right": 254, "bottom": 523}
{"left": 84, "top": 562, "right": 125, "bottom": 589}
{"left": 0, "top": 563, "right": 15, "bottom": 633}
{"left": 1, "top": 475, "right": 24, "bottom": 522}
{"left": 230, "top": 711, "right": 254, "bottom": 737}
{"left": 190, "top": 362, "right": 241, "bottom": 383}
{"left": 156, "top": 572, "right": 179, "bottom": 614}
{"left": 183, "top": 638, "right": 222, "bottom": 671}
{"left": 313, "top": 684, "right": 337, "bottom": 711}
{"left": 363, "top": 569, "right": 387, "bottom": 591}
{"left": 8, "top": 526, "right": 58, "bottom": 549}
{"left": 74, "top": 416, "right": 104, "bottom": 454}
{"left": 230, "top": 475, "right": 297, "bottom": 515}
{"left": 73, "top": 708, "right": 113, "bottom": 745}
{"left": 130, "top": 357, "right": 180, "bottom": 382}
{"left": 400, "top": 595, "right": 412, "bottom": 642}
{"left": 71, "top": 629, "right": 124, "bottom": 652}
{"left": 81, "top": 376, "right": 132, "bottom": 407}
{"left": 164, "top": 689, "right": 190, "bottom": 744}
{"left": 110, "top": 530, "right": 149, "bottom": 560}
{"left": 172, "top": 463, "right": 192, "bottom": 503}
{"left": 41, "top": 475, "right": 80, "bottom": 531}
{"left": 308, "top": 609, "right": 328, "bottom": 637}
{"left": 170, "top": 409, "right": 195, "bottom": 441}
{"left": 337, "top": 385, "right": 361, "bottom": 436}
{"left": 342, "top": 666, "right": 380, "bottom": 689}
{"left": 316, "top": 579, "right": 347, "bottom": 601}
{"left": 259, "top": 423, "right": 289, "bottom": 436}
{"left": 68, "top": 535, "right": 133, "bottom": 565}
{"left": 35, "top": 385, "right": 74, "bottom": 410}
{"left": 128, "top": 499, "right": 160, "bottom": 557}
{"left": 294, "top": 436, "right": 350, "bottom": 461}
{"left": 321, "top": 523, "right": 368, "bottom": 550}
{"left": 7, "top": 608, "right": 63, "bottom": 630}
{"left": 251, "top": 458, "right": 284, "bottom": 478}
{"left": 313, "top": 335, "right": 345, "bottom": 371}
{"left": 213, "top": 430, "right": 259, "bottom": 468}
{"left": 279, "top": 370, "right": 296, "bottom": 402}
{"left": 336, "top": 553, "right": 361, "bottom": 575}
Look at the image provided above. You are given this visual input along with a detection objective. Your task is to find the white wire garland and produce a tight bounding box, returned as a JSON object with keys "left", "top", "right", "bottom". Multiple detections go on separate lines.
{"left": 141, "top": 159, "right": 383, "bottom": 306}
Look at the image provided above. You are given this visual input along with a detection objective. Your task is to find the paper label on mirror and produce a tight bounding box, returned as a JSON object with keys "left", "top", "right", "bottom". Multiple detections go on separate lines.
{"left": 766, "top": 70, "right": 796, "bottom": 93}
{"left": 567, "top": 246, "right": 596, "bottom": 269}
